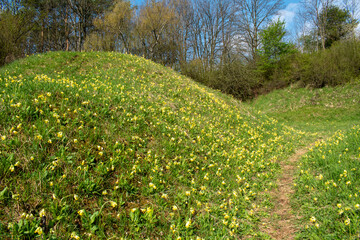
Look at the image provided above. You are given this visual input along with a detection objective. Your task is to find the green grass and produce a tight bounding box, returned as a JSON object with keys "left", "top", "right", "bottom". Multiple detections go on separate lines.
{"left": 248, "top": 83, "right": 360, "bottom": 138}
{"left": 247, "top": 82, "right": 360, "bottom": 239}
{"left": 294, "top": 126, "right": 360, "bottom": 239}
{"left": 0, "top": 51, "right": 302, "bottom": 239}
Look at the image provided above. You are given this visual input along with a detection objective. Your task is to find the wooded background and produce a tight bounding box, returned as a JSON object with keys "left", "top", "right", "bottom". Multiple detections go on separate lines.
{"left": 1, "top": 0, "right": 359, "bottom": 99}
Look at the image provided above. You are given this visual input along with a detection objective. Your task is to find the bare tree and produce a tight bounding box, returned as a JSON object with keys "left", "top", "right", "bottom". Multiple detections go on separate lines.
{"left": 86, "top": 0, "right": 134, "bottom": 53}
{"left": 188, "top": 0, "right": 235, "bottom": 70}
{"left": 67, "top": 0, "right": 111, "bottom": 51}
{"left": 218, "top": 0, "right": 236, "bottom": 65}
{"left": 298, "top": 0, "right": 334, "bottom": 50}
{"left": 171, "top": 0, "right": 194, "bottom": 67}
{"left": 234, "top": 0, "right": 283, "bottom": 63}
{"left": 133, "top": 0, "right": 179, "bottom": 65}
{"left": 0, "top": 0, "right": 35, "bottom": 64}
{"left": 342, "top": 0, "right": 360, "bottom": 19}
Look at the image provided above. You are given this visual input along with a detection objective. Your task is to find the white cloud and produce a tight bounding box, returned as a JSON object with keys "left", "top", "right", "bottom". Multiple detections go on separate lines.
{"left": 277, "top": 3, "right": 299, "bottom": 28}
{"left": 274, "top": 3, "right": 300, "bottom": 40}
{"left": 356, "top": 24, "right": 360, "bottom": 37}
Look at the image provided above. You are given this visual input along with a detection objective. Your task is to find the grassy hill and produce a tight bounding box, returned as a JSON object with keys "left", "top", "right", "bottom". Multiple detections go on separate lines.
{"left": 0, "top": 52, "right": 302, "bottom": 239}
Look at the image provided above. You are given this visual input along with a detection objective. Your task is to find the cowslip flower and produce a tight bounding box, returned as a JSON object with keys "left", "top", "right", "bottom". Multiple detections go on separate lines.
{"left": 149, "top": 182, "right": 156, "bottom": 189}
{"left": 146, "top": 207, "right": 152, "bottom": 214}
{"left": 110, "top": 201, "right": 117, "bottom": 208}
{"left": 78, "top": 209, "right": 85, "bottom": 216}
{"left": 345, "top": 218, "right": 350, "bottom": 225}
{"left": 34, "top": 227, "right": 43, "bottom": 235}
{"left": 185, "top": 219, "right": 192, "bottom": 228}
{"left": 39, "top": 209, "right": 46, "bottom": 217}
{"left": 70, "top": 232, "right": 80, "bottom": 240}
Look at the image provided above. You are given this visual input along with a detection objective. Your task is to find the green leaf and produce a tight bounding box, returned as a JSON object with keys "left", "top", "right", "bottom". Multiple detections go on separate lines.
{"left": 0, "top": 187, "right": 8, "bottom": 200}
{"left": 90, "top": 211, "right": 99, "bottom": 224}
{"left": 90, "top": 225, "right": 99, "bottom": 233}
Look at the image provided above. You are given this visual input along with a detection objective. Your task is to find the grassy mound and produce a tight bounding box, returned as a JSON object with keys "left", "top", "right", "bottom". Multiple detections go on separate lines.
{"left": 0, "top": 52, "right": 300, "bottom": 239}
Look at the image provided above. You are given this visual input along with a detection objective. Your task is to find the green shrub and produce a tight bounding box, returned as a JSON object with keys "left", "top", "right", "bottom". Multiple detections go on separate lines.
{"left": 182, "top": 60, "right": 260, "bottom": 100}
{"left": 291, "top": 39, "right": 360, "bottom": 88}
{"left": 210, "top": 62, "right": 260, "bottom": 100}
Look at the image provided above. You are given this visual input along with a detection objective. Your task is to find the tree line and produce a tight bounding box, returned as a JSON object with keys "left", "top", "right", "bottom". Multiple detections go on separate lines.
{"left": 1, "top": 0, "right": 359, "bottom": 99}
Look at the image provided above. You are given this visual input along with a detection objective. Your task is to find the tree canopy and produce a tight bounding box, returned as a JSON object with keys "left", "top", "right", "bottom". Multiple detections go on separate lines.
{"left": 258, "top": 18, "right": 295, "bottom": 79}
{"left": 0, "top": 0, "right": 359, "bottom": 99}
{"left": 321, "top": 5, "right": 358, "bottom": 48}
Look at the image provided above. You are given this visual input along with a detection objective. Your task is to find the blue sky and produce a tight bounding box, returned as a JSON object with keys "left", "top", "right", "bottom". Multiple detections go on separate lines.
{"left": 277, "top": 0, "right": 302, "bottom": 40}
{"left": 130, "top": 0, "right": 302, "bottom": 39}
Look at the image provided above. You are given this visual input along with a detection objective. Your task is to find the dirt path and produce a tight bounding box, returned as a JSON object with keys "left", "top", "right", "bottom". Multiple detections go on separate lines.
{"left": 261, "top": 147, "right": 310, "bottom": 239}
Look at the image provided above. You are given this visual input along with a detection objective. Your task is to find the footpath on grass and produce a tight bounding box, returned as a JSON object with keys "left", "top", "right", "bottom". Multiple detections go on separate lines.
{"left": 261, "top": 144, "right": 313, "bottom": 239}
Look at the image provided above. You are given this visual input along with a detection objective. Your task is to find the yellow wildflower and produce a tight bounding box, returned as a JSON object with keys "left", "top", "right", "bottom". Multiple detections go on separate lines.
{"left": 345, "top": 218, "right": 350, "bottom": 225}
{"left": 185, "top": 218, "right": 192, "bottom": 228}
{"left": 78, "top": 209, "right": 85, "bottom": 216}
{"left": 70, "top": 232, "right": 80, "bottom": 240}
{"left": 39, "top": 209, "right": 46, "bottom": 217}
{"left": 110, "top": 201, "right": 117, "bottom": 208}
{"left": 34, "top": 227, "right": 43, "bottom": 235}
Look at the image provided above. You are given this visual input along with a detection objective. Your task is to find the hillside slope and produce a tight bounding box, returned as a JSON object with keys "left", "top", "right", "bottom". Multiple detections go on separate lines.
{"left": 248, "top": 83, "right": 360, "bottom": 138}
{"left": 247, "top": 81, "right": 360, "bottom": 239}
{"left": 0, "top": 52, "right": 301, "bottom": 239}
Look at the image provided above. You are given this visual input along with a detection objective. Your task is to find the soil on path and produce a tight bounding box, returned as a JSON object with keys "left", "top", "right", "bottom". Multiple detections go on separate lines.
{"left": 261, "top": 147, "right": 310, "bottom": 239}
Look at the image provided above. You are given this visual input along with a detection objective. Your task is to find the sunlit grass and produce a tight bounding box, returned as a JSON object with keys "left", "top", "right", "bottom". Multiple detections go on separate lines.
{"left": 294, "top": 126, "right": 360, "bottom": 239}
{"left": 247, "top": 82, "right": 360, "bottom": 138}
{"left": 0, "top": 51, "right": 302, "bottom": 239}
{"left": 248, "top": 80, "right": 360, "bottom": 239}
